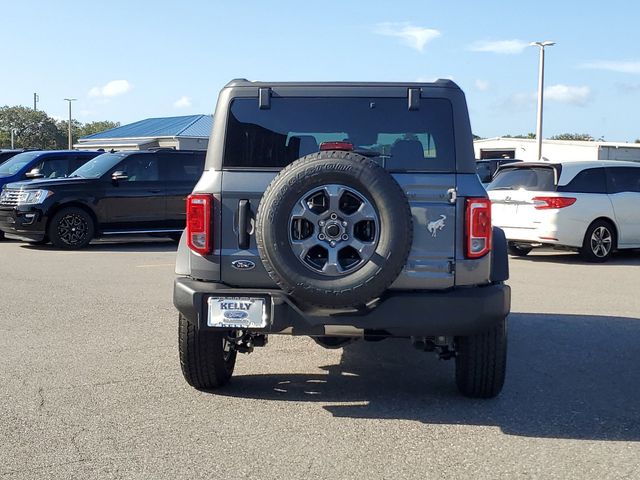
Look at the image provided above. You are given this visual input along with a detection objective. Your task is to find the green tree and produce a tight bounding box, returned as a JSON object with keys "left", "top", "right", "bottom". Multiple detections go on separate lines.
{"left": 503, "top": 133, "right": 536, "bottom": 139}
{"left": 550, "top": 133, "right": 595, "bottom": 141}
{"left": 78, "top": 120, "right": 120, "bottom": 138}
{"left": 0, "top": 106, "right": 64, "bottom": 149}
{"left": 56, "top": 119, "right": 83, "bottom": 148}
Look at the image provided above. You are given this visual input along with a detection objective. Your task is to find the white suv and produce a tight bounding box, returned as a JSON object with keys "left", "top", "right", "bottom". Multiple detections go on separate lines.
{"left": 487, "top": 160, "right": 640, "bottom": 262}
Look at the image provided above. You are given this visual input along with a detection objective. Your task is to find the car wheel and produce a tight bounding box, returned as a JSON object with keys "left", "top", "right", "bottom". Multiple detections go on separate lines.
{"left": 580, "top": 220, "right": 615, "bottom": 263}
{"left": 455, "top": 316, "right": 507, "bottom": 398}
{"left": 48, "top": 207, "right": 95, "bottom": 250}
{"left": 508, "top": 243, "right": 532, "bottom": 257}
{"left": 255, "top": 150, "right": 413, "bottom": 308}
{"left": 178, "top": 314, "right": 236, "bottom": 390}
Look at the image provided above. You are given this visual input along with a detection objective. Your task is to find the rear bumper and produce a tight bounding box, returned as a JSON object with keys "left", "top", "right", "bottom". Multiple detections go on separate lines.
{"left": 0, "top": 206, "right": 47, "bottom": 241}
{"left": 173, "top": 277, "right": 511, "bottom": 337}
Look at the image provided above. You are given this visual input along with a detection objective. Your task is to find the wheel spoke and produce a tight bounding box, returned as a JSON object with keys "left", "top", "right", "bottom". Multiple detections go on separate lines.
{"left": 348, "top": 202, "right": 377, "bottom": 224}
{"left": 291, "top": 237, "right": 320, "bottom": 259}
{"left": 323, "top": 185, "right": 345, "bottom": 213}
{"left": 291, "top": 200, "right": 320, "bottom": 224}
{"left": 350, "top": 239, "right": 376, "bottom": 259}
{"left": 322, "top": 247, "right": 343, "bottom": 275}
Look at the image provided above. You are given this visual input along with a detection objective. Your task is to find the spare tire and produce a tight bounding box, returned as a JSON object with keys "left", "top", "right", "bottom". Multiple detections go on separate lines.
{"left": 255, "top": 150, "right": 413, "bottom": 308}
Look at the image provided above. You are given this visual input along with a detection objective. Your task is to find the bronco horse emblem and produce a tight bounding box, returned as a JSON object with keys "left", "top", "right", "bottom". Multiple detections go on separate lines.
{"left": 427, "top": 215, "right": 447, "bottom": 238}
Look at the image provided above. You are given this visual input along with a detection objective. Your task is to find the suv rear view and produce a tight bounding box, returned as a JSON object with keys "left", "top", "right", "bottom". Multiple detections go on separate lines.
{"left": 174, "top": 80, "right": 511, "bottom": 398}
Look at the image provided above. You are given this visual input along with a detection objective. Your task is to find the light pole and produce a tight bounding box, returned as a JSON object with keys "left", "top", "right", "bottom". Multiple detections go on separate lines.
{"left": 11, "top": 128, "right": 18, "bottom": 149}
{"left": 530, "top": 41, "right": 555, "bottom": 160}
{"left": 63, "top": 98, "right": 77, "bottom": 149}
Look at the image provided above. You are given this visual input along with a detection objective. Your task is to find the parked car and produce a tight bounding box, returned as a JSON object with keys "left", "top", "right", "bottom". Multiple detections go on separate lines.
{"left": 0, "top": 149, "right": 205, "bottom": 248}
{"left": 476, "top": 158, "right": 522, "bottom": 184}
{"left": 0, "top": 150, "right": 102, "bottom": 240}
{"left": 488, "top": 160, "right": 640, "bottom": 261}
{"left": 0, "top": 149, "right": 30, "bottom": 165}
{"left": 173, "top": 79, "right": 511, "bottom": 398}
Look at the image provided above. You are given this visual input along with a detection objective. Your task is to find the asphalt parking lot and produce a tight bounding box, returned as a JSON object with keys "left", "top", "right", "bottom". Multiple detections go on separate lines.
{"left": 1, "top": 239, "right": 640, "bottom": 479}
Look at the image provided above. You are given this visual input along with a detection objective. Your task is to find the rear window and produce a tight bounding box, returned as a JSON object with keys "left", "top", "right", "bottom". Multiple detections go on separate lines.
{"left": 223, "top": 97, "right": 455, "bottom": 171}
{"left": 488, "top": 167, "right": 556, "bottom": 192}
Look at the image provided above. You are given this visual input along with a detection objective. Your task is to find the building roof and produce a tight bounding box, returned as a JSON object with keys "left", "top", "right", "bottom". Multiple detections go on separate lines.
{"left": 80, "top": 114, "right": 213, "bottom": 140}
{"left": 475, "top": 137, "right": 640, "bottom": 149}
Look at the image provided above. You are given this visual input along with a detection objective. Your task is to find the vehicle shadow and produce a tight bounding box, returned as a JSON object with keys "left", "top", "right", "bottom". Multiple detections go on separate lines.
{"left": 19, "top": 238, "right": 177, "bottom": 253}
{"left": 512, "top": 249, "right": 640, "bottom": 266}
{"left": 217, "top": 313, "right": 640, "bottom": 441}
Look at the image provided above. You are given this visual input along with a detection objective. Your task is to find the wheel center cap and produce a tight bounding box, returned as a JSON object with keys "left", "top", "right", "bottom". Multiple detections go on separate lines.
{"left": 326, "top": 224, "right": 341, "bottom": 238}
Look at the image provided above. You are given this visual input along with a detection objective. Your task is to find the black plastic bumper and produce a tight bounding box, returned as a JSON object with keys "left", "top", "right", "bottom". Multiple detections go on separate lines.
{"left": 173, "top": 277, "right": 511, "bottom": 337}
{"left": 0, "top": 207, "right": 47, "bottom": 241}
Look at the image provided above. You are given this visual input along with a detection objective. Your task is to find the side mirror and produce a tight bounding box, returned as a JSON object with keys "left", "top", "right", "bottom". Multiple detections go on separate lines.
{"left": 25, "top": 168, "right": 44, "bottom": 179}
{"left": 111, "top": 171, "right": 128, "bottom": 182}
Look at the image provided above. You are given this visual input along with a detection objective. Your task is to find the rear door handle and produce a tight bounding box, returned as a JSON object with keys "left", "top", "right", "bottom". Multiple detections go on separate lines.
{"left": 237, "top": 199, "right": 251, "bottom": 249}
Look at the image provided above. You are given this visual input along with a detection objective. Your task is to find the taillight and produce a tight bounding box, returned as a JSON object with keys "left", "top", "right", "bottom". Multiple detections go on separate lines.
{"left": 532, "top": 196, "right": 576, "bottom": 210}
{"left": 186, "top": 193, "right": 212, "bottom": 255}
{"left": 319, "top": 141, "right": 353, "bottom": 151}
{"left": 466, "top": 198, "right": 492, "bottom": 259}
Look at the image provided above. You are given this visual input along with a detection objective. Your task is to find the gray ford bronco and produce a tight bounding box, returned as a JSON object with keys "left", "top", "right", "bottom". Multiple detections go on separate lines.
{"left": 173, "top": 79, "right": 511, "bottom": 398}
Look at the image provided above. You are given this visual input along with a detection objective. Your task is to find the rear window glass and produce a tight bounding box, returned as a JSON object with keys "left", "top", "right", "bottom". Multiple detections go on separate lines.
{"left": 223, "top": 97, "right": 455, "bottom": 171}
{"left": 488, "top": 167, "right": 556, "bottom": 192}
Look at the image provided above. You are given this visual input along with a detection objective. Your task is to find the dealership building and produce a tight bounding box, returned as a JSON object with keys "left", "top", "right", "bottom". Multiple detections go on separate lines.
{"left": 474, "top": 137, "right": 640, "bottom": 163}
{"left": 74, "top": 114, "right": 212, "bottom": 151}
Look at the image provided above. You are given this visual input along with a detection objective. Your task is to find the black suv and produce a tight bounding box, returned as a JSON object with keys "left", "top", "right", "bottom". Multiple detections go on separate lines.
{"left": 0, "top": 149, "right": 205, "bottom": 248}
{"left": 173, "top": 79, "right": 511, "bottom": 398}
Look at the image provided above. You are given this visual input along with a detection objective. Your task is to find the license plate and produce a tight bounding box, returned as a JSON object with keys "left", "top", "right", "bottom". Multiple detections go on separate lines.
{"left": 207, "top": 297, "right": 267, "bottom": 329}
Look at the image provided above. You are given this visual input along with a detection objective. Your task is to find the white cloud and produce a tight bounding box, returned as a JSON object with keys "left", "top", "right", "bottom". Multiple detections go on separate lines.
{"left": 374, "top": 23, "right": 441, "bottom": 52}
{"left": 174, "top": 96, "right": 192, "bottom": 108}
{"left": 469, "top": 39, "right": 529, "bottom": 55}
{"left": 475, "top": 79, "right": 490, "bottom": 91}
{"left": 88, "top": 80, "right": 133, "bottom": 98}
{"left": 545, "top": 84, "right": 591, "bottom": 106}
{"left": 581, "top": 60, "right": 640, "bottom": 74}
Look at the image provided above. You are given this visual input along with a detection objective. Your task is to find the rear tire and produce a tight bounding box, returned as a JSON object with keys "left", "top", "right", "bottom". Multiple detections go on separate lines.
{"left": 455, "top": 316, "right": 507, "bottom": 398}
{"left": 48, "top": 207, "right": 94, "bottom": 250}
{"left": 178, "top": 314, "right": 236, "bottom": 390}
{"left": 508, "top": 244, "right": 532, "bottom": 257}
{"left": 580, "top": 220, "right": 615, "bottom": 263}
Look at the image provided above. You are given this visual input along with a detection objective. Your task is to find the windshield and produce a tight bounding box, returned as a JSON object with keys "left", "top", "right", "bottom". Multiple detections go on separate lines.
{"left": 488, "top": 167, "right": 557, "bottom": 192}
{"left": 0, "top": 151, "right": 41, "bottom": 177}
{"left": 70, "top": 153, "right": 127, "bottom": 178}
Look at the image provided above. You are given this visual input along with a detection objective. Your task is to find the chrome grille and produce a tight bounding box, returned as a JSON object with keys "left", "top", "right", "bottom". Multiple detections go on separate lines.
{"left": 0, "top": 188, "right": 22, "bottom": 207}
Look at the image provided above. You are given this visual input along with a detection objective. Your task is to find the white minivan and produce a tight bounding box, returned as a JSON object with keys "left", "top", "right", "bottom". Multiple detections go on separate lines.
{"left": 488, "top": 160, "right": 640, "bottom": 262}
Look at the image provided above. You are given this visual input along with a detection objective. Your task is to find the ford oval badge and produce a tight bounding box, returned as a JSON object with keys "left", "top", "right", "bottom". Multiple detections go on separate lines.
{"left": 231, "top": 259, "right": 256, "bottom": 271}
{"left": 224, "top": 311, "right": 249, "bottom": 320}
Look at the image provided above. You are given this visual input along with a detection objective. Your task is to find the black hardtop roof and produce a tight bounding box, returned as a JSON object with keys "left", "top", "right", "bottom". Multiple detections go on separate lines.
{"left": 224, "top": 78, "right": 460, "bottom": 90}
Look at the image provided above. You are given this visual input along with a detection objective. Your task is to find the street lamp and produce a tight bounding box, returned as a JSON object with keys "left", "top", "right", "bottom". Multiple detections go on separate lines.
{"left": 530, "top": 41, "right": 555, "bottom": 160}
{"left": 11, "top": 128, "right": 18, "bottom": 149}
{"left": 64, "top": 98, "right": 77, "bottom": 150}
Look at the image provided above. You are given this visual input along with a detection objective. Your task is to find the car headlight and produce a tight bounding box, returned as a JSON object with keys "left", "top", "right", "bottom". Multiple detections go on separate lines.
{"left": 16, "top": 189, "right": 53, "bottom": 205}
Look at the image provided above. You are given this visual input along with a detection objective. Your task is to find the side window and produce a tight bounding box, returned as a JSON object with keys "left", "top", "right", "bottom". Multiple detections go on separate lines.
{"left": 35, "top": 156, "right": 71, "bottom": 178}
{"left": 116, "top": 154, "right": 160, "bottom": 182}
{"left": 607, "top": 167, "right": 640, "bottom": 194}
{"left": 558, "top": 168, "right": 606, "bottom": 194}
{"left": 71, "top": 155, "right": 93, "bottom": 172}
{"left": 160, "top": 153, "right": 205, "bottom": 182}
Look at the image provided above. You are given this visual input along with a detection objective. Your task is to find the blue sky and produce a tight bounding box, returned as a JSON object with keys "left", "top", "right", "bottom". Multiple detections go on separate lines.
{"left": 2, "top": 0, "right": 639, "bottom": 141}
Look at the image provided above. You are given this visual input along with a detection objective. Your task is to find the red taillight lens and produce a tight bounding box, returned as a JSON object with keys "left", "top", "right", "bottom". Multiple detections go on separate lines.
{"left": 319, "top": 141, "right": 353, "bottom": 151}
{"left": 532, "top": 196, "right": 576, "bottom": 210}
{"left": 186, "top": 193, "right": 212, "bottom": 255}
{"left": 466, "top": 198, "right": 492, "bottom": 259}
